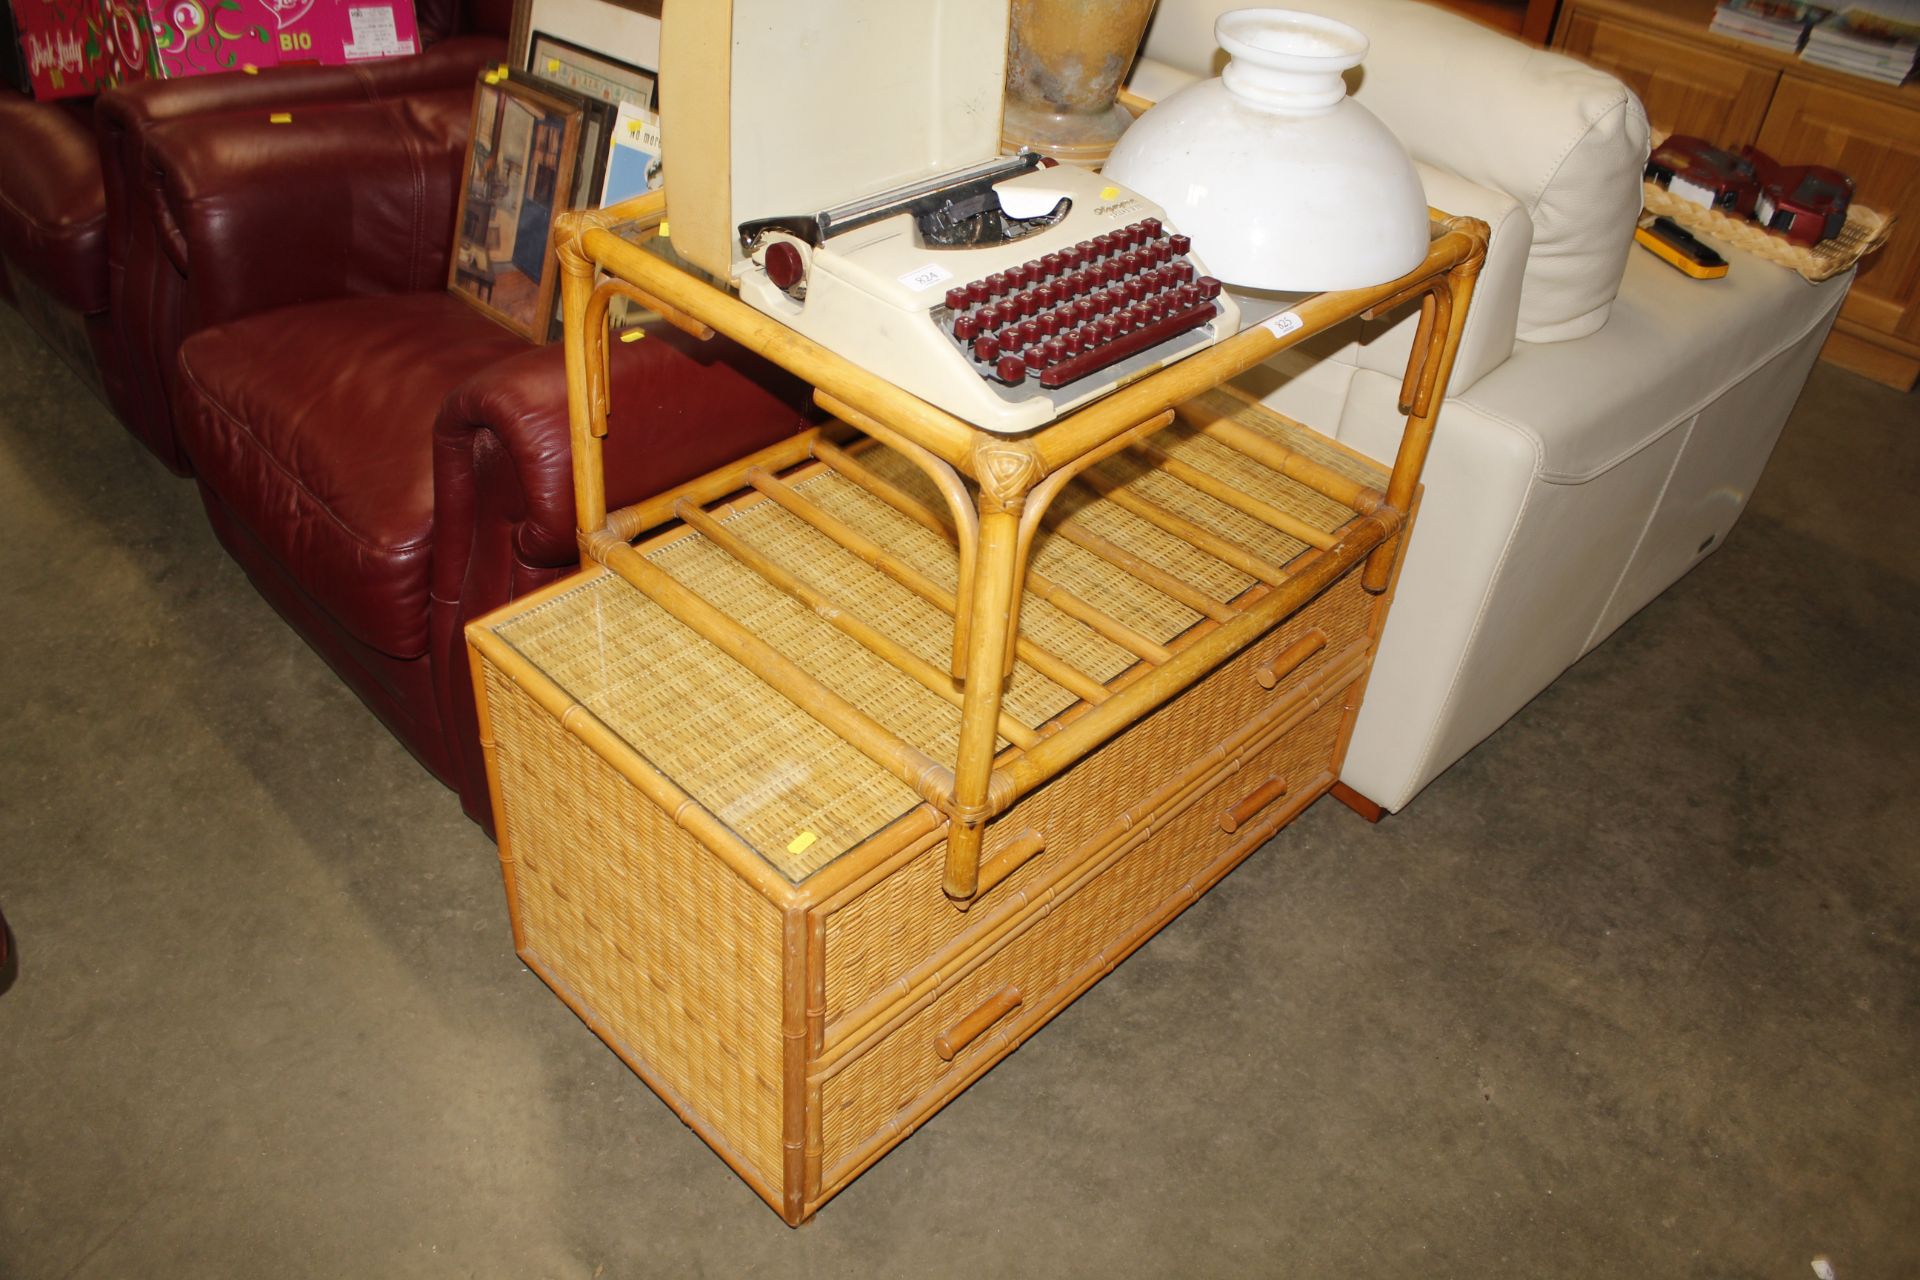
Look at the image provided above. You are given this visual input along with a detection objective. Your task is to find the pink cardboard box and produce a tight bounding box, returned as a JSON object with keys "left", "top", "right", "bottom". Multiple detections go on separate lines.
{"left": 3, "top": 0, "right": 413, "bottom": 98}
{"left": 144, "top": 0, "right": 277, "bottom": 77}
{"left": 266, "top": 0, "right": 416, "bottom": 65}
{"left": 5, "top": 0, "right": 156, "bottom": 99}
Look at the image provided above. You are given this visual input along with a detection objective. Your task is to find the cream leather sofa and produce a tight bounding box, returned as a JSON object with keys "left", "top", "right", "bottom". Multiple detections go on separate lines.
{"left": 1128, "top": 0, "right": 1851, "bottom": 812}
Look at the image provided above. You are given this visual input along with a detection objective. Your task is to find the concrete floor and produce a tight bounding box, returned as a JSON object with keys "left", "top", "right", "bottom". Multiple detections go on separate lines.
{"left": 1, "top": 301, "right": 1915, "bottom": 1277}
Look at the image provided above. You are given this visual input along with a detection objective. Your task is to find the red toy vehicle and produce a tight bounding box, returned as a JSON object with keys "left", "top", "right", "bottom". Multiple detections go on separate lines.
{"left": 1740, "top": 147, "right": 1855, "bottom": 246}
{"left": 1645, "top": 135, "right": 1760, "bottom": 217}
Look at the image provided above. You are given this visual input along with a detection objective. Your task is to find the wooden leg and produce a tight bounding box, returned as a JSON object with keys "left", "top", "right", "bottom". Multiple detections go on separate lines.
{"left": 1330, "top": 781, "right": 1386, "bottom": 824}
{"left": 945, "top": 506, "right": 1022, "bottom": 900}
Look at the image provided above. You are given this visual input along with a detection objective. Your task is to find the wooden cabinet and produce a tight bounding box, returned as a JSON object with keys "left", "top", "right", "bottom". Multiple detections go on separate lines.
{"left": 1434, "top": 0, "right": 1561, "bottom": 44}
{"left": 1556, "top": 0, "right": 1920, "bottom": 390}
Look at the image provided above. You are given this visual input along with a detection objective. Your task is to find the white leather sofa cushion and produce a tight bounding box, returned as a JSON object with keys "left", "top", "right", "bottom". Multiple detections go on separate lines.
{"left": 1135, "top": 0, "right": 1651, "bottom": 342}
{"left": 1461, "top": 252, "right": 1853, "bottom": 481}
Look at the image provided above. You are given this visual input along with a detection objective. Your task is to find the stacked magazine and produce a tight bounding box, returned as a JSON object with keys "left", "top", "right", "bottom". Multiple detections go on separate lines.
{"left": 1801, "top": 3, "right": 1920, "bottom": 82}
{"left": 1710, "top": 0, "right": 1830, "bottom": 50}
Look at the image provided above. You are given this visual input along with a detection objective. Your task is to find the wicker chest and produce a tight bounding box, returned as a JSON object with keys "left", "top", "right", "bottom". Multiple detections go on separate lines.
{"left": 468, "top": 387, "right": 1419, "bottom": 1223}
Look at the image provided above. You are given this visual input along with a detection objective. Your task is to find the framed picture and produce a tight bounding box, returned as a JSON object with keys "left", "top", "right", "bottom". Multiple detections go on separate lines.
{"left": 508, "top": 0, "right": 659, "bottom": 78}
{"left": 528, "top": 30, "right": 654, "bottom": 110}
{"left": 447, "top": 73, "right": 585, "bottom": 343}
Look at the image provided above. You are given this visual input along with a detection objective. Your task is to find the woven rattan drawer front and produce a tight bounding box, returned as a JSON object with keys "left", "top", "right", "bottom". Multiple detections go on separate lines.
{"left": 814, "top": 692, "right": 1352, "bottom": 1184}
{"left": 819, "top": 568, "right": 1375, "bottom": 1033}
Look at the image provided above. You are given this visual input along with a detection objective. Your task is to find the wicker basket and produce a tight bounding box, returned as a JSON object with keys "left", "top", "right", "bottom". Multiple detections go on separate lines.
{"left": 468, "top": 388, "right": 1409, "bottom": 1222}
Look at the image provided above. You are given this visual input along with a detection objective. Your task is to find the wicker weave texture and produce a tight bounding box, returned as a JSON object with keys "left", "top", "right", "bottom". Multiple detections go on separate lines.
{"left": 493, "top": 572, "right": 923, "bottom": 880}
{"left": 817, "top": 694, "right": 1353, "bottom": 1176}
{"left": 1642, "top": 178, "right": 1893, "bottom": 284}
{"left": 483, "top": 661, "right": 789, "bottom": 1191}
{"left": 821, "top": 570, "right": 1373, "bottom": 1029}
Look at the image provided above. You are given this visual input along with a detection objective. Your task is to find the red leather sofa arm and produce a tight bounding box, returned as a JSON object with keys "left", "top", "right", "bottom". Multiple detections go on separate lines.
{"left": 141, "top": 88, "right": 473, "bottom": 333}
{"left": 428, "top": 325, "right": 819, "bottom": 822}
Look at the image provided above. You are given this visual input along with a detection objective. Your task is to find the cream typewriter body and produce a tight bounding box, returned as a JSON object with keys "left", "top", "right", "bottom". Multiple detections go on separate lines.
{"left": 734, "top": 155, "right": 1240, "bottom": 434}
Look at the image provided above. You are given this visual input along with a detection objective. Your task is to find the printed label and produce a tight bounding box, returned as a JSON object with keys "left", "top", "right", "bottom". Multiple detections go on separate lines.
{"left": 343, "top": 5, "right": 412, "bottom": 58}
{"left": 899, "top": 263, "right": 953, "bottom": 292}
{"left": 1263, "top": 311, "right": 1304, "bottom": 340}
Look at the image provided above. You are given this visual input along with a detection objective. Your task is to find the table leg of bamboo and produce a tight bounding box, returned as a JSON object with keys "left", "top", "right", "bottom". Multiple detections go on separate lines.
{"left": 945, "top": 503, "right": 1024, "bottom": 901}
{"left": 1365, "top": 253, "right": 1481, "bottom": 593}
{"left": 558, "top": 238, "right": 606, "bottom": 539}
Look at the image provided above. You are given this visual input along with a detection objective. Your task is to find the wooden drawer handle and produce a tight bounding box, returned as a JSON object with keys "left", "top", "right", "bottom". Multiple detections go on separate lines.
{"left": 1220, "top": 775, "right": 1288, "bottom": 834}
{"left": 1256, "top": 629, "right": 1328, "bottom": 690}
{"left": 935, "top": 986, "right": 1023, "bottom": 1062}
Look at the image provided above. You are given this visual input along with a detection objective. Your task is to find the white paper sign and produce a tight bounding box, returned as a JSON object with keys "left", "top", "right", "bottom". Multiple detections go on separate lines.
{"left": 1263, "top": 311, "right": 1304, "bottom": 340}
{"left": 898, "top": 264, "right": 953, "bottom": 292}
{"left": 344, "top": 6, "right": 412, "bottom": 58}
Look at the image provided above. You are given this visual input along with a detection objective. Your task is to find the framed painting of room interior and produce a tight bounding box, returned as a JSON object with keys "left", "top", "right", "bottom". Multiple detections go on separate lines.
{"left": 447, "top": 73, "right": 585, "bottom": 342}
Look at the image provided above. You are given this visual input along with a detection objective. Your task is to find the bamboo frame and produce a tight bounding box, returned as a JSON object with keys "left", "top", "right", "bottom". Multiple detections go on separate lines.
{"left": 551, "top": 204, "right": 1489, "bottom": 902}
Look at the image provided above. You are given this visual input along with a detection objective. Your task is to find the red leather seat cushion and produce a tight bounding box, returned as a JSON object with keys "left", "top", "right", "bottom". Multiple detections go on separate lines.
{"left": 0, "top": 97, "right": 108, "bottom": 313}
{"left": 177, "top": 293, "right": 527, "bottom": 659}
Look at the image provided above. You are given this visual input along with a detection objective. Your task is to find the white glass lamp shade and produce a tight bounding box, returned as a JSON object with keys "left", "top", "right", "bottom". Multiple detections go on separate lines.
{"left": 1104, "top": 9, "right": 1430, "bottom": 292}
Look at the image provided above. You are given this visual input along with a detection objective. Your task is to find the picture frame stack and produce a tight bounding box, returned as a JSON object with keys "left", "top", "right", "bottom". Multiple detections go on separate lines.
{"left": 447, "top": 0, "right": 663, "bottom": 342}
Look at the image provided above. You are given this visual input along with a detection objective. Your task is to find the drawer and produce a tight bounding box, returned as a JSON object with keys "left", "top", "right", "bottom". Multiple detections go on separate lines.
{"left": 819, "top": 567, "right": 1377, "bottom": 1031}
{"left": 813, "top": 692, "right": 1353, "bottom": 1185}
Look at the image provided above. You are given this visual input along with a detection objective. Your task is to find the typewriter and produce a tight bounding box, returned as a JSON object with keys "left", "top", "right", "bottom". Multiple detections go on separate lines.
{"left": 733, "top": 153, "right": 1240, "bottom": 434}
{"left": 660, "top": 2, "right": 1240, "bottom": 436}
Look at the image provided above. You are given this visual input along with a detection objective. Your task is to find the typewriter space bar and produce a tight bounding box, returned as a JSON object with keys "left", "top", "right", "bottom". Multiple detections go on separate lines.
{"left": 1036, "top": 303, "right": 1219, "bottom": 390}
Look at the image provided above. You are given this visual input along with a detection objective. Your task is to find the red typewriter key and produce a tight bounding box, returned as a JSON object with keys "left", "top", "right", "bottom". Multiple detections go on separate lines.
{"left": 986, "top": 272, "right": 1009, "bottom": 297}
{"left": 1169, "top": 233, "right": 1191, "bottom": 255}
{"left": 973, "top": 333, "right": 1000, "bottom": 362}
{"left": 966, "top": 280, "right": 990, "bottom": 305}
{"left": 1042, "top": 252, "right": 1065, "bottom": 277}
{"left": 954, "top": 313, "right": 980, "bottom": 340}
{"left": 996, "top": 353, "right": 1027, "bottom": 384}
{"left": 1197, "top": 276, "right": 1222, "bottom": 300}
{"left": 946, "top": 286, "right": 969, "bottom": 311}
{"left": 1141, "top": 217, "right": 1163, "bottom": 237}
{"left": 1024, "top": 346, "right": 1046, "bottom": 370}
{"left": 1037, "top": 311, "right": 1060, "bottom": 337}
{"left": 1043, "top": 337, "right": 1066, "bottom": 363}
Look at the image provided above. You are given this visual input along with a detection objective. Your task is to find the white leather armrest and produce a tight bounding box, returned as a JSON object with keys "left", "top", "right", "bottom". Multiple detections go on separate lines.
{"left": 1348, "top": 166, "right": 1527, "bottom": 395}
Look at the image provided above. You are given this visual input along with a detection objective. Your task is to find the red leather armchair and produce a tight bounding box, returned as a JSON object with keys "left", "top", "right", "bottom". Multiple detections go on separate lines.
{"left": 0, "top": 0, "right": 509, "bottom": 469}
{"left": 142, "top": 93, "right": 815, "bottom": 823}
